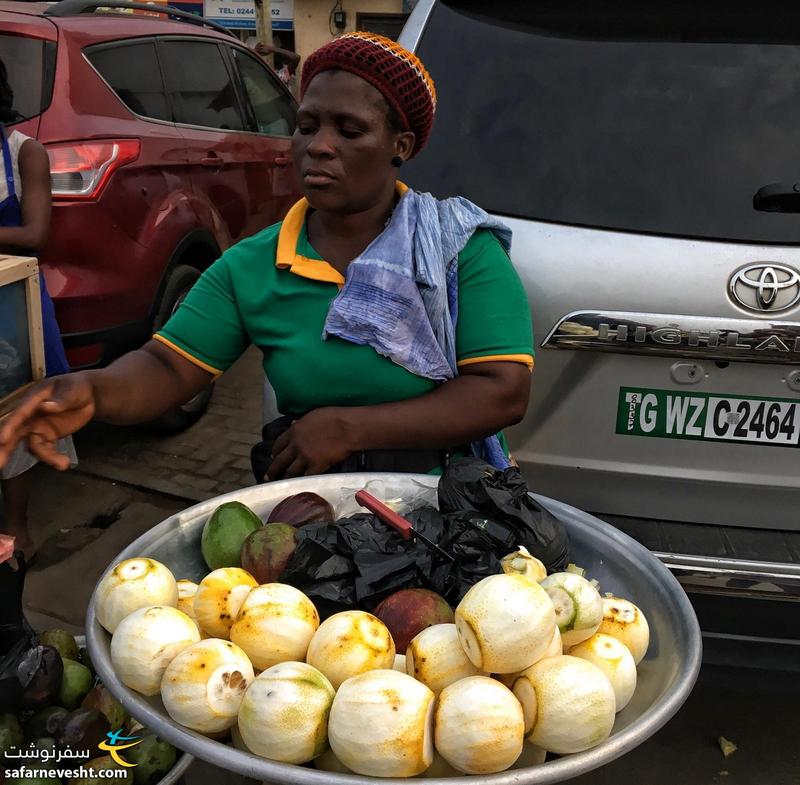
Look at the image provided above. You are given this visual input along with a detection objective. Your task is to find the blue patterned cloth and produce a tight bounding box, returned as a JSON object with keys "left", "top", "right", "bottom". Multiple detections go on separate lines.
{"left": 323, "top": 188, "right": 513, "bottom": 469}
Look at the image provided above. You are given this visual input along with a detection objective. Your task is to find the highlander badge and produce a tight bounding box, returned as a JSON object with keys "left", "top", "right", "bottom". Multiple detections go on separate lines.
{"left": 542, "top": 310, "right": 800, "bottom": 363}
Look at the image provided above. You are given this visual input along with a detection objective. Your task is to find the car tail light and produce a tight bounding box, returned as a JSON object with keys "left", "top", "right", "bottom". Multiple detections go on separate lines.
{"left": 47, "top": 140, "right": 140, "bottom": 200}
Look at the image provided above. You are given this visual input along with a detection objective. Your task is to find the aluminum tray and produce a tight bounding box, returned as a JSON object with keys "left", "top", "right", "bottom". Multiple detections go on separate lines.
{"left": 74, "top": 635, "right": 194, "bottom": 785}
{"left": 86, "top": 473, "right": 702, "bottom": 785}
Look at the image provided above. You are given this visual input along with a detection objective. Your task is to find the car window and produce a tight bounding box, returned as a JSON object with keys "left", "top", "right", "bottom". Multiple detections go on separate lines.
{"left": 408, "top": 0, "right": 800, "bottom": 244}
{"left": 159, "top": 40, "right": 244, "bottom": 131}
{"left": 232, "top": 49, "right": 295, "bottom": 136}
{"left": 87, "top": 41, "right": 171, "bottom": 122}
{"left": 0, "top": 34, "right": 56, "bottom": 124}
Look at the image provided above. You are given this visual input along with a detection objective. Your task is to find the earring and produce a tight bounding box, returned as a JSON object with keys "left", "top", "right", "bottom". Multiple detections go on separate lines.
{"left": 391, "top": 155, "right": 404, "bottom": 168}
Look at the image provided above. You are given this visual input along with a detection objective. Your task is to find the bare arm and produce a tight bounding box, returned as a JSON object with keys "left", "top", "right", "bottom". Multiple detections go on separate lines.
{"left": 255, "top": 42, "right": 301, "bottom": 68}
{"left": 0, "top": 341, "right": 213, "bottom": 469}
{"left": 0, "top": 139, "right": 52, "bottom": 252}
{"left": 267, "top": 362, "right": 531, "bottom": 478}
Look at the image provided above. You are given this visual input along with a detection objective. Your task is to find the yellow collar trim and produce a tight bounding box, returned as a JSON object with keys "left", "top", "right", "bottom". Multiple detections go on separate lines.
{"left": 275, "top": 182, "right": 409, "bottom": 286}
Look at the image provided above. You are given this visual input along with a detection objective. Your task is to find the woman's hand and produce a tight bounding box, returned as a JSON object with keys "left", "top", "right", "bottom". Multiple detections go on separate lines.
{"left": 266, "top": 408, "right": 359, "bottom": 480}
{"left": 0, "top": 373, "right": 96, "bottom": 470}
{"left": 264, "top": 362, "right": 531, "bottom": 481}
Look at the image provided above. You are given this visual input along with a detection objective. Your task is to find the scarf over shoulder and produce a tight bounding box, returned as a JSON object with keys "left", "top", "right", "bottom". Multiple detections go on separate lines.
{"left": 323, "top": 187, "right": 514, "bottom": 469}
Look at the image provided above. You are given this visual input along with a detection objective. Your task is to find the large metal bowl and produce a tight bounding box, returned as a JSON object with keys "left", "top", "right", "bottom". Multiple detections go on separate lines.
{"left": 74, "top": 636, "right": 194, "bottom": 785}
{"left": 86, "top": 474, "right": 702, "bottom": 785}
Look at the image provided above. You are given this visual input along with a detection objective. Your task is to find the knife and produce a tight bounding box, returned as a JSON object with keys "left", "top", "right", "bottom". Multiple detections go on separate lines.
{"left": 355, "top": 490, "right": 455, "bottom": 563}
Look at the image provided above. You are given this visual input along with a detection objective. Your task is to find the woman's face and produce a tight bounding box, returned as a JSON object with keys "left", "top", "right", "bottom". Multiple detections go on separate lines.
{"left": 292, "top": 70, "right": 414, "bottom": 214}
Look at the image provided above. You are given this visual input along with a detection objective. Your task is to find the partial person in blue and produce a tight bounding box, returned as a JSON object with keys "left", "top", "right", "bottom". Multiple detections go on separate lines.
{"left": 0, "top": 59, "right": 76, "bottom": 557}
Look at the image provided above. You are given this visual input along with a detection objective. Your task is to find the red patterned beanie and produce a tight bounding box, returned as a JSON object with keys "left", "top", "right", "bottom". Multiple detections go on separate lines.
{"left": 300, "top": 32, "right": 437, "bottom": 157}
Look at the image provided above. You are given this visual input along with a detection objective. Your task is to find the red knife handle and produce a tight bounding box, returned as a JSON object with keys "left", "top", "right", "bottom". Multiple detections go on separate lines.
{"left": 355, "top": 490, "right": 414, "bottom": 540}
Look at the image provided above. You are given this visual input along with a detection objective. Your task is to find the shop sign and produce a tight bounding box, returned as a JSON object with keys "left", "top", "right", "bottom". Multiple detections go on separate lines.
{"left": 203, "top": 0, "right": 292, "bottom": 30}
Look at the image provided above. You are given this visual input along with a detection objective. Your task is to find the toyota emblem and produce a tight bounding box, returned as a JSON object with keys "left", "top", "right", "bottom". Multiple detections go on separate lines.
{"left": 729, "top": 263, "right": 800, "bottom": 312}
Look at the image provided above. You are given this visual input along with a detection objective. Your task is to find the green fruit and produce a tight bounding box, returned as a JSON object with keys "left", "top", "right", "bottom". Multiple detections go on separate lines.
{"left": 24, "top": 706, "right": 68, "bottom": 740}
{"left": 69, "top": 755, "right": 132, "bottom": 784}
{"left": 59, "top": 658, "right": 94, "bottom": 710}
{"left": 201, "top": 501, "right": 261, "bottom": 571}
{"left": 81, "top": 686, "right": 128, "bottom": 731}
{"left": 77, "top": 647, "right": 96, "bottom": 678}
{"left": 123, "top": 734, "right": 177, "bottom": 785}
{"left": 32, "top": 736, "right": 57, "bottom": 752}
{"left": 16, "top": 775, "right": 61, "bottom": 784}
{"left": 39, "top": 630, "right": 79, "bottom": 661}
{"left": 0, "top": 712, "right": 24, "bottom": 761}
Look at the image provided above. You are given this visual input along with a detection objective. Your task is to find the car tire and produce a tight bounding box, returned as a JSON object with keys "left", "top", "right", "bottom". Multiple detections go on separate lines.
{"left": 150, "top": 264, "right": 214, "bottom": 433}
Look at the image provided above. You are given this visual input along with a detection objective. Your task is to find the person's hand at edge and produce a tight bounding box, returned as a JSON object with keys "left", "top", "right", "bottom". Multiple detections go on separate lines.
{"left": 0, "top": 373, "right": 96, "bottom": 470}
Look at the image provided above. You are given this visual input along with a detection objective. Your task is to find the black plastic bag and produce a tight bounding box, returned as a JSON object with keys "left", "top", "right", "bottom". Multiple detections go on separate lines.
{"left": 279, "top": 459, "right": 570, "bottom": 616}
{"left": 281, "top": 512, "right": 441, "bottom": 617}
{"left": 0, "top": 552, "right": 36, "bottom": 713}
{"left": 438, "top": 458, "right": 570, "bottom": 574}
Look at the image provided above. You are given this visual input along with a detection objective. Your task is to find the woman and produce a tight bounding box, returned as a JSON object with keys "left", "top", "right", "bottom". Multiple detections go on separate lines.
{"left": 0, "top": 34, "right": 532, "bottom": 482}
{"left": 0, "top": 59, "right": 76, "bottom": 553}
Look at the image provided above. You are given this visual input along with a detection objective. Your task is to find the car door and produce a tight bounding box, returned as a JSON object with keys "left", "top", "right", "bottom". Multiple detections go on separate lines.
{"left": 157, "top": 36, "right": 254, "bottom": 246}
{"left": 226, "top": 44, "right": 299, "bottom": 235}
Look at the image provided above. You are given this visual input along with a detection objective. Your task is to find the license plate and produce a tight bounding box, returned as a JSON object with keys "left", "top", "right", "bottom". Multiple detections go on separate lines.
{"left": 616, "top": 387, "right": 800, "bottom": 447}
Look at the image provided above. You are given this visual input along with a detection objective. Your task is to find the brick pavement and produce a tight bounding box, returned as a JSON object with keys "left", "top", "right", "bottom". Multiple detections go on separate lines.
{"left": 73, "top": 346, "right": 265, "bottom": 502}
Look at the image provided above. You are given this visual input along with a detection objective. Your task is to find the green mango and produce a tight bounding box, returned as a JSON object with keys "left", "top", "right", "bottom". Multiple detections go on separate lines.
{"left": 0, "top": 712, "right": 23, "bottom": 765}
{"left": 77, "top": 647, "right": 96, "bottom": 678}
{"left": 39, "top": 630, "right": 79, "bottom": 662}
{"left": 201, "top": 501, "right": 261, "bottom": 570}
{"left": 32, "top": 736, "right": 57, "bottom": 752}
{"left": 59, "top": 658, "right": 94, "bottom": 710}
{"left": 122, "top": 733, "right": 177, "bottom": 785}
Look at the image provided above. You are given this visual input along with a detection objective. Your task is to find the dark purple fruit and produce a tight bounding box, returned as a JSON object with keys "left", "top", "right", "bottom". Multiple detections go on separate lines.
{"left": 240, "top": 523, "right": 297, "bottom": 583}
{"left": 56, "top": 708, "right": 110, "bottom": 757}
{"left": 17, "top": 645, "right": 64, "bottom": 709}
{"left": 266, "top": 492, "right": 334, "bottom": 527}
{"left": 374, "top": 589, "right": 454, "bottom": 654}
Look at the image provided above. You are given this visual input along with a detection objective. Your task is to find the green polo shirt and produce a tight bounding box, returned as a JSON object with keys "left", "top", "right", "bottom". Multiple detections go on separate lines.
{"left": 155, "top": 197, "right": 534, "bottom": 419}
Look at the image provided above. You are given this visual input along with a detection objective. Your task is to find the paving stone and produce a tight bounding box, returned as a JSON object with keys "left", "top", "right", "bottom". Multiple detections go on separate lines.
{"left": 226, "top": 430, "right": 260, "bottom": 445}
{"left": 197, "top": 454, "right": 235, "bottom": 478}
{"left": 216, "top": 481, "right": 248, "bottom": 496}
{"left": 53, "top": 348, "right": 264, "bottom": 504}
{"left": 24, "top": 501, "right": 183, "bottom": 628}
{"left": 208, "top": 404, "right": 246, "bottom": 418}
{"left": 232, "top": 457, "right": 254, "bottom": 472}
{"left": 228, "top": 442, "right": 254, "bottom": 458}
{"left": 171, "top": 474, "right": 219, "bottom": 493}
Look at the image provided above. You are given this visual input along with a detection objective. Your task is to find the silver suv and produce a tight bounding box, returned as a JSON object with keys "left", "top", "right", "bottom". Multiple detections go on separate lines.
{"left": 402, "top": 1, "right": 800, "bottom": 653}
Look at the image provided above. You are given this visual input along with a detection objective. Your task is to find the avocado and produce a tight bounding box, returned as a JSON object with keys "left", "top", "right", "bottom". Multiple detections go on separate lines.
{"left": 201, "top": 501, "right": 261, "bottom": 570}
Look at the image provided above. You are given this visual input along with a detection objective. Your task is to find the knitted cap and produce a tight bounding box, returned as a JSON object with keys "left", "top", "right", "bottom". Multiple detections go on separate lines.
{"left": 300, "top": 32, "right": 437, "bottom": 157}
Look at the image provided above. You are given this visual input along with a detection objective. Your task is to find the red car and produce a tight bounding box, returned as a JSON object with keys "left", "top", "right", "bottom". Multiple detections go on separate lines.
{"left": 1, "top": 0, "right": 300, "bottom": 426}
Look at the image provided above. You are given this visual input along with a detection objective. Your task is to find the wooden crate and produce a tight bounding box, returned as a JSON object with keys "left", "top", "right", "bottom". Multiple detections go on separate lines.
{"left": 0, "top": 254, "right": 45, "bottom": 419}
